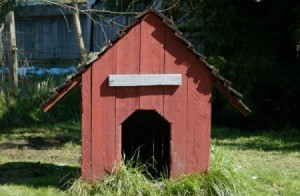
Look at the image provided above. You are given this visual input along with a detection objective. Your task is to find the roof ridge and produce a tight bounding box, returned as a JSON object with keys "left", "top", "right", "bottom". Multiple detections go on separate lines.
{"left": 41, "top": 7, "right": 251, "bottom": 116}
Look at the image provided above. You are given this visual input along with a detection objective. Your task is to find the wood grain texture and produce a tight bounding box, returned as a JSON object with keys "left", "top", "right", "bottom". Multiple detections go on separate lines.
{"left": 42, "top": 77, "right": 80, "bottom": 112}
{"left": 163, "top": 27, "right": 188, "bottom": 178}
{"left": 91, "top": 45, "right": 117, "bottom": 182}
{"left": 212, "top": 77, "right": 250, "bottom": 116}
{"left": 140, "top": 13, "right": 164, "bottom": 115}
{"left": 186, "top": 52, "right": 212, "bottom": 173}
{"left": 109, "top": 74, "right": 182, "bottom": 87}
{"left": 81, "top": 67, "right": 92, "bottom": 181}
{"left": 115, "top": 24, "right": 141, "bottom": 167}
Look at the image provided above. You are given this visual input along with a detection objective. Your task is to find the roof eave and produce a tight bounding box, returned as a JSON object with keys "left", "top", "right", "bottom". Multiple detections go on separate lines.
{"left": 41, "top": 7, "right": 251, "bottom": 116}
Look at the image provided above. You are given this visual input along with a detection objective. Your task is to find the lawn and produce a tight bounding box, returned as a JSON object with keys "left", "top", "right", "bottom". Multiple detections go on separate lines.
{"left": 0, "top": 122, "right": 81, "bottom": 196}
{"left": 212, "top": 127, "right": 300, "bottom": 195}
{"left": 0, "top": 122, "right": 299, "bottom": 195}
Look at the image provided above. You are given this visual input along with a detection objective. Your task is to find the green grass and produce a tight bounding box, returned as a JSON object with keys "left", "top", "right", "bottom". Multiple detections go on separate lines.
{"left": 0, "top": 122, "right": 81, "bottom": 195}
{"left": 0, "top": 76, "right": 299, "bottom": 195}
{"left": 0, "top": 75, "right": 80, "bottom": 129}
{"left": 212, "top": 127, "right": 300, "bottom": 195}
{"left": 68, "top": 146, "right": 249, "bottom": 196}
{"left": 0, "top": 125, "right": 299, "bottom": 195}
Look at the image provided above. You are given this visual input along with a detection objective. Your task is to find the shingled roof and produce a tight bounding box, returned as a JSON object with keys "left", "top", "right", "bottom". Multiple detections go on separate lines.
{"left": 41, "top": 6, "right": 251, "bottom": 116}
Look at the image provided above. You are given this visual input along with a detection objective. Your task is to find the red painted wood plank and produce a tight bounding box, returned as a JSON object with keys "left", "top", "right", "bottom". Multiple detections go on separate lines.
{"left": 91, "top": 45, "right": 117, "bottom": 182}
{"left": 186, "top": 52, "right": 212, "bottom": 173}
{"left": 212, "top": 77, "right": 251, "bottom": 116}
{"left": 164, "top": 27, "right": 188, "bottom": 178}
{"left": 81, "top": 67, "right": 92, "bottom": 181}
{"left": 140, "top": 13, "right": 164, "bottom": 115}
{"left": 42, "top": 77, "right": 81, "bottom": 112}
{"left": 115, "top": 24, "right": 141, "bottom": 166}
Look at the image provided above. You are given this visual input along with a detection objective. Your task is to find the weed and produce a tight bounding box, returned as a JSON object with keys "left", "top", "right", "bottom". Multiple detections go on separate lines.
{"left": 68, "top": 147, "right": 249, "bottom": 196}
{"left": 0, "top": 75, "right": 80, "bottom": 129}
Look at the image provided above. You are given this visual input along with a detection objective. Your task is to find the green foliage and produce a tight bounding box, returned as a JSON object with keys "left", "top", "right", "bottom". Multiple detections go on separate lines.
{"left": 102, "top": 0, "right": 300, "bottom": 127}
{"left": 187, "top": 0, "right": 300, "bottom": 127}
{"left": 68, "top": 147, "right": 249, "bottom": 196}
{"left": 0, "top": 75, "right": 80, "bottom": 129}
{"left": 163, "top": 147, "right": 250, "bottom": 196}
{"left": 0, "top": 0, "right": 16, "bottom": 20}
{"left": 103, "top": 0, "right": 156, "bottom": 12}
{"left": 168, "top": 0, "right": 300, "bottom": 127}
{"left": 69, "top": 159, "right": 161, "bottom": 196}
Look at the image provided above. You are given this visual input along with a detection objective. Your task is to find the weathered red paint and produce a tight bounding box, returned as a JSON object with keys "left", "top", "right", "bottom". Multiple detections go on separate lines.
{"left": 41, "top": 8, "right": 250, "bottom": 182}
{"left": 115, "top": 24, "right": 141, "bottom": 167}
{"left": 164, "top": 27, "right": 188, "bottom": 177}
{"left": 91, "top": 45, "right": 117, "bottom": 182}
{"left": 186, "top": 52, "right": 212, "bottom": 173}
{"left": 42, "top": 77, "right": 81, "bottom": 112}
{"left": 140, "top": 13, "right": 164, "bottom": 115}
{"left": 79, "top": 12, "right": 213, "bottom": 181}
{"left": 81, "top": 67, "right": 92, "bottom": 181}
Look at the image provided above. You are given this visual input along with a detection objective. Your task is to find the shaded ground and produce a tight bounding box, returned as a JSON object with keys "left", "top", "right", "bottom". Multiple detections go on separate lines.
{"left": 0, "top": 162, "right": 78, "bottom": 189}
{"left": 0, "top": 122, "right": 81, "bottom": 192}
{"left": 0, "top": 123, "right": 299, "bottom": 195}
{"left": 212, "top": 127, "right": 300, "bottom": 152}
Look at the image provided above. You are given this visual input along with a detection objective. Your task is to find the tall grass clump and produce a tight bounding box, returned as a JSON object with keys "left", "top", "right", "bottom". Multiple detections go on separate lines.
{"left": 68, "top": 147, "right": 251, "bottom": 195}
{"left": 68, "top": 159, "right": 161, "bottom": 196}
{"left": 0, "top": 74, "right": 80, "bottom": 129}
{"left": 163, "top": 146, "right": 250, "bottom": 195}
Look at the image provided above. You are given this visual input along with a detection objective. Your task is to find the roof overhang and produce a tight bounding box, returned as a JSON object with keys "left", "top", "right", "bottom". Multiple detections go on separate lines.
{"left": 41, "top": 6, "right": 251, "bottom": 116}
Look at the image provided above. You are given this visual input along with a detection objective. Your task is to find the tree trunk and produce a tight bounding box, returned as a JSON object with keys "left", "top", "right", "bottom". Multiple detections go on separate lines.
{"left": 6, "top": 11, "right": 18, "bottom": 93}
{"left": 72, "top": 0, "right": 87, "bottom": 64}
{"left": 0, "top": 23, "right": 5, "bottom": 67}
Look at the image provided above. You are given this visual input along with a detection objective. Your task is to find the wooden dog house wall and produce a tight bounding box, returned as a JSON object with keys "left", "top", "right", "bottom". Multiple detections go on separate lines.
{"left": 42, "top": 8, "right": 251, "bottom": 182}
{"left": 82, "top": 12, "right": 212, "bottom": 181}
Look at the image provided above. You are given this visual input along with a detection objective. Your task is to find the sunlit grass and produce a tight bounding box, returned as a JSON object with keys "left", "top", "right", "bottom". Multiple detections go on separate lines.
{"left": 212, "top": 127, "right": 300, "bottom": 195}
{"left": 0, "top": 185, "right": 66, "bottom": 196}
{"left": 68, "top": 147, "right": 250, "bottom": 196}
{"left": 0, "top": 125, "right": 299, "bottom": 195}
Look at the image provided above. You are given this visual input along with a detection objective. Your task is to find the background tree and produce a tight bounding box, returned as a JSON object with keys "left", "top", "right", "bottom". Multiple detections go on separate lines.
{"left": 192, "top": 0, "right": 300, "bottom": 127}
{"left": 0, "top": 0, "right": 16, "bottom": 21}
{"left": 103, "top": 0, "right": 300, "bottom": 127}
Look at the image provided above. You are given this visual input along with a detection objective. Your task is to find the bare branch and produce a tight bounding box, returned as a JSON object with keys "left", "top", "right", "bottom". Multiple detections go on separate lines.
{"left": 71, "top": 0, "right": 87, "bottom": 63}
{"left": 58, "top": 8, "right": 71, "bottom": 32}
{"left": 160, "top": 0, "right": 181, "bottom": 12}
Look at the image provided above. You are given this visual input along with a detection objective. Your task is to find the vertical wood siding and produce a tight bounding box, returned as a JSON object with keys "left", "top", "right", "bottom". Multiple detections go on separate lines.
{"left": 139, "top": 13, "right": 164, "bottom": 115}
{"left": 81, "top": 67, "right": 92, "bottom": 181}
{"left": 164, "top": 27, "right": 188, "bottom": 177}
{"left": 83, "top": 13, "right": 212, "bottom": 181}
{"left": 186, "top": 52, "right": 212, "bottom": 173}
{"left": 115, "top": 24, "right": 141, "bottom": 166}
{"left": 91, "top": 45, "right": 116, "bottom": 182}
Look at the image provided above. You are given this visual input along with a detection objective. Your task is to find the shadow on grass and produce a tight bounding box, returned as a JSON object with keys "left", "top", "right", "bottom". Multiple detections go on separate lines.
{"left": 0, "top": 120, "right": 81, "bottom": 150}
{"left": 0, "top": 134, "right": 80, "bottom": 150}
{"left": 0, "top": 162, "right": 80, "bottom": 189}
{"left": 212, "top": 127, "right": 300, "bottom": 152}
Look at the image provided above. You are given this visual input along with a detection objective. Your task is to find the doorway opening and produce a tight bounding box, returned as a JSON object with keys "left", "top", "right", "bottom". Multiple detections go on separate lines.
{"left": 122, "top": 110, "right": 170, "bottom": 179}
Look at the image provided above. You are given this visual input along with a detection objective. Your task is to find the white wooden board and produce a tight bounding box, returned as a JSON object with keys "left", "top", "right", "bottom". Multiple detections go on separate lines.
{"left": 109, "top": 74, "right": 182, "bottom": 87}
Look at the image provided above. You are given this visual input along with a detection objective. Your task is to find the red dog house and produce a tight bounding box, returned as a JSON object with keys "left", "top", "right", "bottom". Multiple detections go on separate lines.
{"left": 42, "top": 7, "right": 250, "bottom": 182}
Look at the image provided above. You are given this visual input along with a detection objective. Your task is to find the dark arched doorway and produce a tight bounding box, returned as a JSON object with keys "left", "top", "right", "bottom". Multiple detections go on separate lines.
{"left": 122, "top": 110, "right": 170, "bottom": 178}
